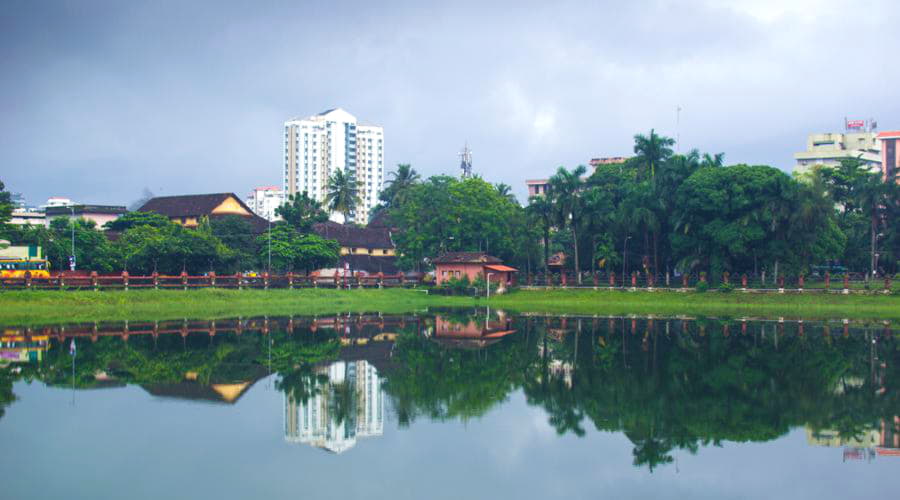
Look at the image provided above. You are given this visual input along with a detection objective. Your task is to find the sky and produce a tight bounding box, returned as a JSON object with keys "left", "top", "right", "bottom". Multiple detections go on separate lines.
{"left": 2, "top": 0, "right": 898, "bottom": 207}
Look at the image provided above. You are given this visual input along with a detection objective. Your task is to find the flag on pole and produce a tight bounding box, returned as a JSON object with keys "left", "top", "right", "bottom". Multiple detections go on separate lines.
{"left": 69, "top": 338, "right": 76, "bottom": 357}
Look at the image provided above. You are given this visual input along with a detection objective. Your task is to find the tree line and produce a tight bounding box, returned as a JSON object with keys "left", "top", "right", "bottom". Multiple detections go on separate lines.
{"left": 3, "top": 128, "right": 898, "bottom": 278}
{"left": 375, "top": 131, "right": 899, "bottom": 281}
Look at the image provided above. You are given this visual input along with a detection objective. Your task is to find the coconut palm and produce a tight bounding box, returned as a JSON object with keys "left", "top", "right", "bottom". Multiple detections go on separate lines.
{"left": 633, "top": 129, "right": 675, "bottom": 182}
{"left": 526, "top": 195, "right": 554, "bottom": 273}
{"left": 549, "top": 165, "right": 587, "bottom": 284}
{"left": 381, "top": 163, "right": 420, "bottom": 208}
{"left": 495, "top": 183, "right": 518, "bottom": 204}
{"left": 324, "top": 169, "right": 362, "bottom": 223}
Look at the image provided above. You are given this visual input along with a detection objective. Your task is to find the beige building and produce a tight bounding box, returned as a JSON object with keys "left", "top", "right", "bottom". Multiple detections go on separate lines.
{"left": 793, "top": 132, "right": 882, "bottom": 175}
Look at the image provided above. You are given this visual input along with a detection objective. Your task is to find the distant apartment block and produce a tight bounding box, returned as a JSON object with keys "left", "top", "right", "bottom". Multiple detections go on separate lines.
{"left": 246, "top": 186, "right": 283, "bottom": 221}
{"left": 877, "top": 131, "right": 900, "bottom": 181}
{"left": 526, "top": 156, "right": 628, "bottom": 198}
{"left": 793, "top": 131, "right": 882, "bottom": 175}
{"left": 283, "top": 108, "right": 384, "bottom": 224}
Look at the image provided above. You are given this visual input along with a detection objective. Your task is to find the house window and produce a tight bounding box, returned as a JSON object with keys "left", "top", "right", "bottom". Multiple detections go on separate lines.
{"left": 455, "top": 271, "right": 460, "bottom": 278}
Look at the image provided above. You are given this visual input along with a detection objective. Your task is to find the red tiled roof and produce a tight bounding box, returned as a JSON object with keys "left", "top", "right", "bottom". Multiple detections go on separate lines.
{"left": 313, "top": 221, "right": 394, "bottom": 249}
{"left": 877, "top": 131, "right": 900, "bottom": 139}
{"left": 432, "top": 252, "right": 503, "bottom": 264}
{"left": 484, "top": 264, "right": 517, "bottom": 272}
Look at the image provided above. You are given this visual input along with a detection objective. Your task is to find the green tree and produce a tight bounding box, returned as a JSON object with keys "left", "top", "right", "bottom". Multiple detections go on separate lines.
{"left": 256, "top": 223, "right": 339, "bottom": 274}
{"left": 103, "top": 211, "right": 171, "bottom": 232}
{"left": 324, "top": 169, "right": 362, "bottom": 223}
{"left": 210, "top": 215, "right": 258, "bottom": 273}
{"left": 633, "top": 129, "right": 675, "bottom": 181}
{"left": 0, "top": 179, "right": 12, "bottom": 228}
{"left": 549, "top": 166, "right": 587, "bottom": 284}
{"left": 526, "top": 195, "right": 554, "bottom": 273}
{"left": 379, "top": 164, "right": 421, "bottom": 209}
{"left": 116, "top": 222, "right": 229, "bottom": 274}
{"left": 276, "top": 192, "right": 328, "bottom": 233}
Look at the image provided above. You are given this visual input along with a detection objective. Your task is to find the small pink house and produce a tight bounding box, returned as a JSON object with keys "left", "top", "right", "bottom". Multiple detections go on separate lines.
{"left": 433, "top": 252, "right": 517, "bottom": 288}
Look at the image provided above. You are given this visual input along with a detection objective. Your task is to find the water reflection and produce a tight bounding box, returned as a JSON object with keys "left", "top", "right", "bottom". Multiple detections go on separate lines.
{"left": 1, "top": 311, "right": 898, "bottom": 468}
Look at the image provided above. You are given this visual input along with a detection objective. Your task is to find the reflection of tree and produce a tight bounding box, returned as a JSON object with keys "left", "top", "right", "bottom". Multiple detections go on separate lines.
{"left": 0, "top": 368, "right": 16, "bottom": 420}
{"left": 383, "top": 327, "right": 536, "bottom": 426}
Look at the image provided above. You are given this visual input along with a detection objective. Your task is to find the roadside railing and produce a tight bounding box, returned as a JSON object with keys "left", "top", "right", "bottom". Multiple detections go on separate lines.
{"left": 0, "top": 271, "right": 423, "bottom": 291}
{"left": 522, "top": 271, "right": 895, "bottom": 294}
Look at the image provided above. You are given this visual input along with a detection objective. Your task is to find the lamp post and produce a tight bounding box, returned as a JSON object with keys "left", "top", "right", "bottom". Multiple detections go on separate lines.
{"left": 69, "top": 206, "right": 76, "bottom": 271}
{"left": 267, "top": 218, "right": 272, "bottom": 274}
{"left": 486, "top": 272, "right": 495, "bottom": 299}
{"left": 621, "top": 236, "right": 631, "bottom": 286}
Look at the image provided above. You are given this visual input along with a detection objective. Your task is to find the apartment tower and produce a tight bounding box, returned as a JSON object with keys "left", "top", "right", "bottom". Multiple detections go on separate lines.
{"left": 283, "top": 108, "right": 384, "bottom": 223}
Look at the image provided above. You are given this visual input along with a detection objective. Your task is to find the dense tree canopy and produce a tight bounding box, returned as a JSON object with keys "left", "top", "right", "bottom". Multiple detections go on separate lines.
{"left": 276, "top": 192, "right": 328, "bottom": 232}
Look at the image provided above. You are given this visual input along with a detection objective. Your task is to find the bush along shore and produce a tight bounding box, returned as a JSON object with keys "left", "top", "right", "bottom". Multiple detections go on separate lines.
{"left": 0, "top": 287, "right": 897, "bottom": 326}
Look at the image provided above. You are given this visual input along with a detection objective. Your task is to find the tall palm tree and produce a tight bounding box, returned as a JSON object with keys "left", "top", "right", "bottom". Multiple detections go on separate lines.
{"left": 549, "top": 165, "right": 587, "bottom": 284}
{"left": 526, "top": 195, "right": 554, "bottom": 273}
{"left": 382, "top": 164, "right": 420, "bottom": 208}
{"left": 324, "top": 169, "right": 362, "bottom": 223}
{"left": 495, "top": 183, "right": 518, "bottom": 204}
{"left": 700, "top": 152, "right": 725, "bottom": 168}
{"left": 633, "top": 129, "right": 675, "bottom": 182}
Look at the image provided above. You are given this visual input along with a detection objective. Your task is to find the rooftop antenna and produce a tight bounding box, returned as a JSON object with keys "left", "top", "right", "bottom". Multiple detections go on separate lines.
{"left": 459, "top": 143, "right": 473, "bottom": 178}
{"left": 676, "top": 105, "right": 681, "bottom": 152}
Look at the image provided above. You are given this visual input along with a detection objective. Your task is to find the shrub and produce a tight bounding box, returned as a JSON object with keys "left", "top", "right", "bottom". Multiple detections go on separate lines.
{"left": 695, "top": 281, "right": 709, "bottom": 293}
{"left": 718, "top": 282, "right": 735, "bottom": 293}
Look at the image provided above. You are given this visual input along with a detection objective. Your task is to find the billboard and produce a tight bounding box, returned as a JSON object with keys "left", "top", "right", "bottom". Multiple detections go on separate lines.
{"left": 846, "top": 119, "right": 865, "bottom": 129}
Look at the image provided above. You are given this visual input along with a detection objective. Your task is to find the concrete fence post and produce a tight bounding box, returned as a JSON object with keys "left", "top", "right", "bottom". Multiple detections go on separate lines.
{"left": 609, "top": 271, "right": 616, "bottom": 287}
{"left": 561, "top": 272, "right": 567, "bottom": 287}
{"left": 152, "top": 271, "right": 159, "bottom": 290}
{"left": 682, "top": 273, "right": 689, "bottom": 290}
{"left": 264, "top": 272, "right": 270, "bottom": 290}
{"left": 236, "top": 272, "right": 242, "bottom": 290}
{"left": 91, "top": 271, "right": 99, "bottom": 291}
{"left": 777, "top": 274, "right": 785, "bottom": 293}
{"left": 798, "top": 274, "right": 804, "bottom": 292}
{"left": 288, "top": 272, "right": 294, "bottom": 289}
{"left": 824, "top": 271, "right": 830, "bottom": 290}
{"left": 741, "top": 273, "right": 748, "bottom": 291}
{"left": 843, "top": 274, "right": 849, "bottom": 295}
{"left": 181, "top": 271, "right": 188, "bottom": 291}
{"left": 122, "top": 271, "right": 129, "bottom": 291}
{"left": 209, "top": 271, "right": 216, "bottom": 288}
{"left": 886, "top": 276, "right": 892, "bottom": 294}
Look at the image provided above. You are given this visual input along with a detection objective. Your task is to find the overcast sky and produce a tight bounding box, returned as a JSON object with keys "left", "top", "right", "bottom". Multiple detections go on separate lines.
{"left": 2, "top": 0, "right": 898, "bottom": 207}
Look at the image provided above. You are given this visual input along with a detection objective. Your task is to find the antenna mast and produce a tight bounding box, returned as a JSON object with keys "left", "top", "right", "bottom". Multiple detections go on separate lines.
{"left": 459, "top": 143, "right": 473, "bottom": 178}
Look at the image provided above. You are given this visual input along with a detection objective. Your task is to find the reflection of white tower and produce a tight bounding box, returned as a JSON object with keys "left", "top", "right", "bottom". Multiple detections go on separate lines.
{"left": 283, "top": 360, "right": 384, "bottom": 453}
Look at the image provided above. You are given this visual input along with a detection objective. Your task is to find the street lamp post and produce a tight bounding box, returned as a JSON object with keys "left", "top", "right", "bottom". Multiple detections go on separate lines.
{"left": 486, "top": 272, "right": 495, "bottom": 299}
{"left": 621, "top": 236, "right": 631, "bottom": 287}
{"left": 267, "top": 218, "right": 272, "bottom": 274}
{"left": 69, "top": 206, "right": 76, "bottom": 271}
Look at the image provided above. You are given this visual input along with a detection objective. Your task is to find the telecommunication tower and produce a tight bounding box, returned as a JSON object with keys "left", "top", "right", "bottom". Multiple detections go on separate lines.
{"left": 459, "top": 143, "right": 473, "bottom": 178}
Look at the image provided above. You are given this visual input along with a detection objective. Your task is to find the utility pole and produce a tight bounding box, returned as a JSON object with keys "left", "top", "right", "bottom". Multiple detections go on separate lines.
{"left": 621, "top": 236, "right": 631, "bottom": 286}
{"left": 70, "top": 206, "right": 76, "bottom": 271}
{"left": 267, "top": 218, "right": 272, "bottom": 274}
{"left": 676, "top": 105, "right": 681, "bottom": 153}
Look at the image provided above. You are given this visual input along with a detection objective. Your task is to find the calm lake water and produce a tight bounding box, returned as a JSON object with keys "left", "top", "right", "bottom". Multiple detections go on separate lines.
{"left": 1, "top": 310, "right": 897, "bottom": 499}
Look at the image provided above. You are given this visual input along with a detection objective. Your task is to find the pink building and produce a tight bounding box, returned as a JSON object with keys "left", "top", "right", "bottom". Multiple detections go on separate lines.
{"left": 433, "top": 252, "right": 517, "bottom": 288}
{"left": 877, "top": 131, "right": 900, "bottom": 182}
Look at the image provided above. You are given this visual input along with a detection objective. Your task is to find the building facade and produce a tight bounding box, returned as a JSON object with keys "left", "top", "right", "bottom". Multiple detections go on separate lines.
{"left": 45, "top": 205, "right": 127, "bottom": 229}
{"left": 432, "top": 251, "right": 517, "bottom": 288}
{"left": 283, "top": 108, "right": 384, "bottom": 223}
{"left": 138, "top": 193, "right": 269, "bottom": 232}
{"left": 793, "top": 132, "right": 882, "bottom": 175}
{"left": 245, "top": 186, "right": 283, "bottom": 221}
{"left": 877, "top": 131, "right": 900, "bottom": 181}
{"left": 526, "top": 156, "right": 628, "bottom": 198}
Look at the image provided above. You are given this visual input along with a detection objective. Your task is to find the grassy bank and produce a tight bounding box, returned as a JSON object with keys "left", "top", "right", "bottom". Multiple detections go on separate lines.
{"left": 0, "top": 288, "right": 898, "bottom": 326}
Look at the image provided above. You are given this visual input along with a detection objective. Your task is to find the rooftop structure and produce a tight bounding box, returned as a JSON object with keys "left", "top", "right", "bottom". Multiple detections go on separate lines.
{"left": 793, "top": 131, "right": 882, "bottom": 175}
{"left": 138, "top": 193, "right": 269, "bottom": 232}
{"left": 45, "top": 204, "right": 127, "bottom": 229}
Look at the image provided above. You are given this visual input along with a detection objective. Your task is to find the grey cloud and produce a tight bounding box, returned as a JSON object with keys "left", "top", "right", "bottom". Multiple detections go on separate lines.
{"left": 1, "top": 0, "right": 898, "bottom": 205}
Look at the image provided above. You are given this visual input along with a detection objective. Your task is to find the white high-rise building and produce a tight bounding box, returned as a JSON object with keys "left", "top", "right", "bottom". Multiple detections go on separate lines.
{"left": 246, "top": 186, "right": 284, "bottom": 221}
{"left": 283, "top": 108, "right": 384, "bottom": 224}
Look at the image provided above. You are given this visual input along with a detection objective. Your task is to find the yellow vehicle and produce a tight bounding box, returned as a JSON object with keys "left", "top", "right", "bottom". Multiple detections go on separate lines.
{"left": 0, "top": 258, "right": 51, "bottom": 279}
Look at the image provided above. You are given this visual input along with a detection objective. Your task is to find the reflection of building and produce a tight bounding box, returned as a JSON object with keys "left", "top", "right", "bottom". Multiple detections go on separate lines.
{"left": 0, "top": 332, "right": 48, "bottom": 364}
{"left": 283, "top": 360, "right": 384, "bottom": 453}
{"left": 429, "top": 313, "right": 516, "bottom": 349}
{"left": 806, "top": 417, "right": 900, "bottom": 461}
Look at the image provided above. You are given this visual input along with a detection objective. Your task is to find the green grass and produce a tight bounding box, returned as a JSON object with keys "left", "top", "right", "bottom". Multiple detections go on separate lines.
{"left": 0, "top": 288, "right": 897, "bottom": 326}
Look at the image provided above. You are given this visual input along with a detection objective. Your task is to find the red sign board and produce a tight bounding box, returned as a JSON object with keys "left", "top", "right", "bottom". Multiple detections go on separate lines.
{"left": 846, "top": 119, "right": 865, "bottom": 129}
